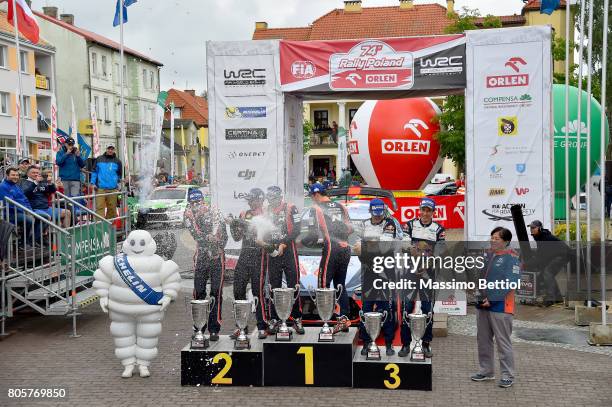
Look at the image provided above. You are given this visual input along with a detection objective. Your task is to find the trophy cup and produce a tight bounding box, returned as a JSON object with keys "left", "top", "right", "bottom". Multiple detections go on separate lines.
{"left": 233, "top": 297, "right": 257, "bottom": 350}
{"left": 272, "top": 285, "right": 299, "bottom": 341}
{"left": 311, "top": 285, "right": 342, "bottom": 342}
{"left": 361, "top": 311, "right": 388, "bottom": 360}
{"left": 191, "top": 298, "right": 214, "bottom": 349}
{"left": 407, "top": 312, "right": 428, "bottom": 362}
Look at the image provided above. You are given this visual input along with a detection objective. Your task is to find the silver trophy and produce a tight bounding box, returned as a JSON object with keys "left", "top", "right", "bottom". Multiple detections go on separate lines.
{"left": 311, "top": 285, "right": 343, "bottom": 342}
{"left": 360, "top": 310, "right": 388, "bottom": 360}
{"left": 191, "top": 298, "right": 215, "bottom": 349}
{"left": 233, "top": 297, "right": 258, "bottom": 350}
{"left": 407, "top": 312, "right": 428, "bottom": 362}
{"left": 272, "top": 285, "right": 299, "bottom": 341}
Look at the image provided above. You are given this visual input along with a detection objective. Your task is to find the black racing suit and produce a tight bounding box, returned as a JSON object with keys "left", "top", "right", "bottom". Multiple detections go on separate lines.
{"left": 230, "top": 208, "right": 268, "bottom": 331}
{"left": 524, "top": 229, "right": 569, "bottom": 302}
{"left": 266, "top": 202, "right": 302, "bottom": 322}
{"left": 303, "top": 199, "right": 353, "bottom": 317}
{"left": 400, "top": 219, "right": 445, "bottom": 346}
{"left": 357, "top": 216, "right": 401, "bottom": 345}
{"left": 185, "top": 204, "right": 228, "bottom": 334}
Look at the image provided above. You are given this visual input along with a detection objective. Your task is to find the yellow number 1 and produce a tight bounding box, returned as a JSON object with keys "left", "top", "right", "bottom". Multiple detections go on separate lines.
{"left": 297, "top": 346, "right": 314, "bottom": 385}
{"left": 384, "top": 363, "right": 401, "bottom": 389}
{"left": 211, "top": 353, "right": 233, "bottom": 385}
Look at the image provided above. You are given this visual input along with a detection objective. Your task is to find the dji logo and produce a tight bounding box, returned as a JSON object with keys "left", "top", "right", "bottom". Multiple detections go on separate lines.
{"left": 238, "top": 169, "right": 256, "bottom": 180}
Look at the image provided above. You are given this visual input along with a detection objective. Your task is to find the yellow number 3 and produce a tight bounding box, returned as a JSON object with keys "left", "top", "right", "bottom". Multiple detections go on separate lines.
{"left": 211, "top": 353, "right": 233, "bottom": 385}
{"left": 384, "top": 363, "right": 401, "bottom": 389}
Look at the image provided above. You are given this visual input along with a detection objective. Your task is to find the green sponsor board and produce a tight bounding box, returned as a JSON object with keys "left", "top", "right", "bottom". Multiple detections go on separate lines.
{"left": 59, "top": 223, "right": 116, "bottom": 276}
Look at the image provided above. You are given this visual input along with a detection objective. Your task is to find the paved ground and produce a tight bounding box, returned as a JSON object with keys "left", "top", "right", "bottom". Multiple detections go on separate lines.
{"left": 1, "top": 227, "right": 611, "bottom": 406}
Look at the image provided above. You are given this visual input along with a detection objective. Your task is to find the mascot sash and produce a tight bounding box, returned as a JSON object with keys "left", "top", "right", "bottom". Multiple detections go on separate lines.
{"left": 114, "top": 254, "right": 164, "bottom": 305}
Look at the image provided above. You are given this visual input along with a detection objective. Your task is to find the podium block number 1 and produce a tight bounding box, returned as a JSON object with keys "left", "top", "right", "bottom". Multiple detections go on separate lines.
{"left": 297, "top": 346, "right": 314, "bottom": 385}
{"left": 211, "top": 353, "right": 233, "bottom": 385}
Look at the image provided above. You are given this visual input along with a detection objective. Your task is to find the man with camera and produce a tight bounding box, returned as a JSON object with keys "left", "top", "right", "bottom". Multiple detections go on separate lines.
{"left": 56, "top": 137, "right": 85, "bottom": 197}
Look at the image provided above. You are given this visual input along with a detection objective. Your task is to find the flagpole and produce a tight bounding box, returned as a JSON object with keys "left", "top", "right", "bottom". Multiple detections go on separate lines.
{"left": 12, "top": 0, "right": 27, "bottom": 158}
{"left": 576, "top": 0, "right": 586, "bottom": 298}
{"left": 600, "top": 0, "right": 609, "bottom": 326}
{"left": 119, "top": 0, "right": 127, "bottom": 188}
{"left": 585, "top": 0, "right": 594, "bottom": 307}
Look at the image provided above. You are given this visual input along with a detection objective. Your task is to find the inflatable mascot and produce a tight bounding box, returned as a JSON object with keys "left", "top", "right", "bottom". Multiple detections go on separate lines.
{"left": 93, "top": 230, "right": 181, "bottom": 378}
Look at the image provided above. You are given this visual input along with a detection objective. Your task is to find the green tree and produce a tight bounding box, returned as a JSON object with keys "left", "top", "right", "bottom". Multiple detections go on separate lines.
{"left": 435, "top": 8, "right": 501, "bottom": 170}
{"left": 303, "top": 119, "right": 313, "bottom": 155}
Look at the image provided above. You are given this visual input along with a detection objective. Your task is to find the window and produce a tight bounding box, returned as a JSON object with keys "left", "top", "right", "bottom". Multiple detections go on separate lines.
{"left": 173, "top": 107, "right": 181, "bottom": 119}
{"left": 150, "top": 70, "right": 154, "bottom": 90}
{"left": 0, "top": 46, "right": 7, "bottom": 68}
{"left": 142, "top": 69, "right": 147, "bottom": 89}
{"left": 92, "top": 52, "right": 98, "bottom": 76}
{"left": 123, "top": 65, "right": 128, "bottom": 86}
{"left": 94, "top": 96, "right": 100, "bottom": 117}
{"left": 104, "top": 98, "right": 109, "bottom": 121}
{"left": 101, "top": 55, "right": 107, "bottom": 77}
{"left": 151, "top": 109, "right": 155, "bottom": 127}
{"left": 124, "top": 103, "right": 128, "bottom": 120}
{"left": 22, "top": 96, "right": 30, "bottom": 118}
{"left": 0, "top": 92, "right": 8, "bottom": 114}
{"left": 349, "top": 109, "right": 358, "bottom": 124}
{"left": 313, "top": 110, "right": 329, "bottom": 130}
{"left": 20, "top": 51, "right": 28, "bottom": 73}
{"left": 114, "top": 63, "right": 119, "bottom": 84}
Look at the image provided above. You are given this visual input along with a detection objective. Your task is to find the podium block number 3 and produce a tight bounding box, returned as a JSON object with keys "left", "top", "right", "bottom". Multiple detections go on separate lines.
{"left": 297, "top": 346, "right": 314, "bottom": 385}
{"left": 211, "top": 353, "right": 233, "bottom": 385}
{"left": 384, "top": 364, "right": 401, "bottom": 389}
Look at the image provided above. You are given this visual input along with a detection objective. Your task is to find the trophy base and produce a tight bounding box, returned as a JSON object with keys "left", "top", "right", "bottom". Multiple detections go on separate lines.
{"left": 234, "top": 339, "right": 251, "bottom": 350}
{"left": 366, "top": 349, "right": 381, "bottom": 361}
{"left": 318, "top": 332, "right": 334, "bottom": 342}
{"left": 190, "top": 338, "right": 210, "bottom": 349}
{"left": 410, "top": 352, "right": 426, "bottom": 362}
{"left": 275, "top": 330, "right": 293, "bottom": 341}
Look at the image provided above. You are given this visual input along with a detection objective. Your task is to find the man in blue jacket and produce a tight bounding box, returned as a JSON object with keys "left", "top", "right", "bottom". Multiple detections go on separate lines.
{"left": 91, "top": 145, "right": 122, "bottom": 219}
{"left": 0, "top": 167, "right": 45, "bottom": 246}
{"left": 55, "top": 137, "right": 85, "bottom": 197}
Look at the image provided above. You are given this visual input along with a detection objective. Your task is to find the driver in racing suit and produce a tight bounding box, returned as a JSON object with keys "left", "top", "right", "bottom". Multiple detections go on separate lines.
{"left": 264, "top": 186, "right": 304, "bottom": 335}
{"left": 399, "top": 197, "right": 445, "bottom": 358}
{"left": 184, "top": 189, "right": 228, "bottom": 342}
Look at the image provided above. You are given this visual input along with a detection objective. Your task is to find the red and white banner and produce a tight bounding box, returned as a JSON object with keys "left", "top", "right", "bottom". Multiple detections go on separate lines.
{"left": 280, "top": 35, "right": 465, "bottom": 98}
{"left": 8, "top": 0, "right": 40, "bottom": 44}
{"left": 50, "top": 95, "right": 59, "bottom": 177}
{"left": 90, "top": 102, "right": 100, "bottom": 158}
{"left": 391, "top": 194, "right": 465, "bottom": 229}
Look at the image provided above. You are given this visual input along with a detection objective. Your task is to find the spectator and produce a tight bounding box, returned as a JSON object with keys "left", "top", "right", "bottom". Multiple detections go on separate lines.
{"left": 331, "top": 121, "right": 339, "bottom": 143}
{"left": 55, "top": 137, "right": 85, "bottom": 197}
{"left": 0, "top": 167, "right": 46, "bottom": 246}
{"left": 22, "top": 166, "right": 71, "bottom": 228}
{"left": 91, "top": 145, "right": 122, "bottom": 220}
{"left": 471, "top": 227, "right": 520, "bottom": 389}
{"left": 18, "top": 159, "right": 30, "bottom": 185}
{"left": 455, "top": 173, "right": 465, "bottom": 188}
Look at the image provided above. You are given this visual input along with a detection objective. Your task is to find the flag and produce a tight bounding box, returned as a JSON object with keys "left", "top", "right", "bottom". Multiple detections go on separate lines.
{"left": 8, "top": 0, "right": 40, "bottom": 44}
{"left": 540, "top": 0, "right": 561, "bottom": 15}
{"left": 70, "top": 97, "right": 77, "bottom": 137}
{"left": 113, "top": 0, "right": 138, "bottom": 27}
{"left": 90, "top": 102, "right": 101, "bottom": 157}
{"left": 56, "top": 128, "right": 70, "bottom": 145}
{"left": 15, "top": 89, "right": 21, "bottom": 155}
{"left": 77, "top": 134, "right": 92, "bottom": 160}
{"left": 170, "top": 102, "right": 175, "bottom": 178}
{"left": 50, "top": 95, "right": 59, "bottom": 177}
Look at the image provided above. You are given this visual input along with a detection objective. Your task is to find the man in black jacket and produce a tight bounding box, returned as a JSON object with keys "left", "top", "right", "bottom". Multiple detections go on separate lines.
{"left": 22, "top": 166, "right": 70, "bottom": 228}
{"left": 526, "top": 220, "right": 569, "bottom": 306}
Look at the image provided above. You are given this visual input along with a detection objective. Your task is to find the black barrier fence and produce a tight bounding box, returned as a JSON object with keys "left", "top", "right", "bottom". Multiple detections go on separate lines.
{"left": 360, "top": 241, "right": 610, "bottom": 304}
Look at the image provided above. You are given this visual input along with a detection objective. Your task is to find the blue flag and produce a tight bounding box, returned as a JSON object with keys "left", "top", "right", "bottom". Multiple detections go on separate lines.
{"left": 77, "top": 134, "right": 92, "bottom": 160}
{"left": 540, "top": 0, "right": 560, "bottom": 15}
{"left": 113, "top": 0, "right": 137, "bottom": 27}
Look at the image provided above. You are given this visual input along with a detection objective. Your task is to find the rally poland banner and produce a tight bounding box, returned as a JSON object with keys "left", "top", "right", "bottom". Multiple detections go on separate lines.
{"left": 280, "top": 35, "right": 466, "bottom": 98}
{"left": 465, "top": 26, "right": 553, "bottom": 240}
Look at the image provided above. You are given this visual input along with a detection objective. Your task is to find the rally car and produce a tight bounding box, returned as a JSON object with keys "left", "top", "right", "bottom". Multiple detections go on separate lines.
{"left": 133, "top": 185, "right": 207, "bottom": 228}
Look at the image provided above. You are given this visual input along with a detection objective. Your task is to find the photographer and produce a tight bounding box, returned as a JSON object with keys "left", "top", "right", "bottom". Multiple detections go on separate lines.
{"left": 55, "top": 137, "right": 85, "bottom": 197}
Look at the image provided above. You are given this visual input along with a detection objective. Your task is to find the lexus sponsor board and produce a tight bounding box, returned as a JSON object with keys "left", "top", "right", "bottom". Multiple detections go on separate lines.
{"left": 225, "top": 128, "right": 267, "bottom": 140}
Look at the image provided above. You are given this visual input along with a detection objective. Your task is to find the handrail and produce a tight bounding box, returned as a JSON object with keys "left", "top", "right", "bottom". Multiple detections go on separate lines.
{"left": 2, "top": 197, "right": 70, "bottom": 235}
{"left": 55, "top": 192, "right": 112, "bottom": 225}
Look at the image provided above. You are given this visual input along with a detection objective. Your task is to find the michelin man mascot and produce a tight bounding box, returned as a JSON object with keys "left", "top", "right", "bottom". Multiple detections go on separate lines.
{"left": 93, "top": 230, "right": 181, "bottom": 378}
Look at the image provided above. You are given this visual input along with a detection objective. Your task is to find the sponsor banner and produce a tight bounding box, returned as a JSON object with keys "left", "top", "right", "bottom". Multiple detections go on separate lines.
{"left": 394, "top": 194, "right": 465, "bottom": 229}
{"left": 430, "top": 289, "right": 467, "bottom": 316}
{"left": 465, "top": 26, "right": 552, "bottom": 240}
{"left": 225, "top": 106, "right": 267, "bottom": 119}
{"left": 213, "top": 53, "right": 277, "bottom": 97}
{"left": 280, "top": 35, "right": 466, "bottom": 96}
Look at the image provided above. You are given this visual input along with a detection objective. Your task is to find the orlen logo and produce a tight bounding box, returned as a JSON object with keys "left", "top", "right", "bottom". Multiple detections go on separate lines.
{"left": 348, "top": 140, "right": 359, "bottom": 154}
{"left": 515, "top": 187, "right": 530, "bottom": 196}
{"left": 291, "top": 61, "right": 316, "bottom": 79}
{"left": 401, "top": 206, "right": 447, "bottom": 222}
{"left": 382, "top": 139, "right": 430, "bottom": 155}
{"left": 486, "top": 57, "right": 529, "bottom": 88}
{"left": 442, "top": 294, "right": 457, "bottom": 306}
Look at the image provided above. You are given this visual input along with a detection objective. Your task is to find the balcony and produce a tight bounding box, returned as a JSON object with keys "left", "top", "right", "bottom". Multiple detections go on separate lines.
{"left": 310, "top": 130, "right": 338, "bottom": 148}
{"left": 35, "top": 74, "right": 50, "bottom": 91}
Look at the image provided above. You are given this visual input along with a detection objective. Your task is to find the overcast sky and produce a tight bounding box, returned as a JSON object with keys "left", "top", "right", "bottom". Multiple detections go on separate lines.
{"left": 33, "top": 0, "right": 528, "bottom": 94}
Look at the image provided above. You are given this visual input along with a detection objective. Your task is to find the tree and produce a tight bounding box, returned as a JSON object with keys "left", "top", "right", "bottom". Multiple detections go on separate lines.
{"left": 303, "top": 119, "right": 313, "bottom": 155}
{"left": 435, "top": 8, "right": 501, "bottom": 170}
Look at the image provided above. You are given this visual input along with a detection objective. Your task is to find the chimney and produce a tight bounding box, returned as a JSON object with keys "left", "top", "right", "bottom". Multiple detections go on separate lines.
{"left": 344, "top": 1, "right": 362, "bottom": 13}
{"left": 255, "top": 21, "right": 268, "bottom": 30}
{"left": 60, "top": 14, "right": 75, "bottom": 25}
{"left": 399, "top": 0, "right": 414, "bottom": 10}
{"left": 43, "top": 6, "right": 59, "bottom": 19}
{"left": 447, "top": 0, "right": 455, "bottom": 13}
{"left": 185, "top": 90, "right": 196, "bottom": 97}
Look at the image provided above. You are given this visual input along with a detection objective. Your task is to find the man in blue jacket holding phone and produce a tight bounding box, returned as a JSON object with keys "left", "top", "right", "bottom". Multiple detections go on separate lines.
{"left": 55, "top": 137, "right": 85, "bottom": 197}
{"left": 91, "top": 145, "right": 122, "bottom": 219}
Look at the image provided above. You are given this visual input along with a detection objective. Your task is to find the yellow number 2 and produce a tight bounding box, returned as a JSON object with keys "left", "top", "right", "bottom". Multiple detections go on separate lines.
{"left": 297, "top": 346, "right": 314, "bottom": 385}
{"left": 211, "top": 353, "right": 233, "bottom": 385}
{"left": 384, "top": 363, "right": 401, "bottom": 389}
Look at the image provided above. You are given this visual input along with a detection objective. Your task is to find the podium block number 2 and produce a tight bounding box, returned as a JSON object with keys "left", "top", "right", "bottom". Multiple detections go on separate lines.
{"left": 384, "top": 364, "right": 401, "bottom": 389}
{"left": 211, "top": 353, "right": 233, "bottom": 385}
{"left": 297, "top": 346, "right": 314, "bottom": 385}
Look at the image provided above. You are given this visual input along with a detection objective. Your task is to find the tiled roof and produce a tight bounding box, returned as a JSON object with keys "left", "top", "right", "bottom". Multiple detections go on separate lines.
{"left": 34, "top": 11, "right": 162, "bottom": 66}
{"left": 522, "top": 0, "right": 567, "bottom": 12}
{"left": 474, "top": 14, "right": 526, "bottom": 27}
{"left": 0, "top": 11, "right": 53, "bottom": 49}
{"left": 165, "top": 89, "right": 208, "bottom": 128}
{"left": 254, "top": 4, "right": 457, "bottom": 40}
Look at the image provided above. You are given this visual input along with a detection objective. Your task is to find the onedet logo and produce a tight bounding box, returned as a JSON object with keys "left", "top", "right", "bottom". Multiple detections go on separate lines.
{"left": 291, "top": 61, "right": 316, "bottom": 79}
{"left": 348, "top": 140, "right": 359, "bottom": 154}
{"left": 223, "top": 69, "right": 266, "bottom": 86}
{"left": 226, "top": 151, "right": 266, "bottom": 159}
{"left": 238, "top": 169, "right": 256, "bottom": 180}
{"left": 515, "top": 187, "right": 530, "bottom": 196}
{"left": 498, "top": 116, "right": 518, "bottom": 136}
{"left": 225, "top": 128, "right": 267, "bottom": 140}
{"left": 401, "top": 206, "right": 447, "bottom": 222}
{"left": 225, "top": 106, "right": 267, "bottom": 119}
{"left": 381, "top": 139, "right": 430, "bottom": 155}
{"left": 486, "top": 57, "right": 529, "bottom": 88}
